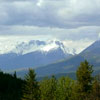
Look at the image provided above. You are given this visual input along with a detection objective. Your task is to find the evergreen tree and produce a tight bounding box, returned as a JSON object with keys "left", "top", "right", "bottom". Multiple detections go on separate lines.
{"left": 76, "top": 60, "right": 93, "bottom": 100}
{"left": 22, "top": 69, "right": 40, "bottom": 100}
{"left": 40, "top": 76, "right": 57, "bottom": 100}
{"left": 0, "top": 71, "right": 24, "bottom": 100}
{"left": 91, "top": 76, "right": 100, "bottom": 100}
{"left": 13, "top": 71, "right": 17, "bottom": 78}
{"left": 56, "top": 77, "right": 74, "bottom": 100}
{"left": 70, "top": 81, "right": 79, "bottom": 100}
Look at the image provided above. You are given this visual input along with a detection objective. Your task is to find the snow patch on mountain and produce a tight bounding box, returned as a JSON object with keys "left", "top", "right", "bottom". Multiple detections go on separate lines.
{"left": 0, "top": 36, "right": 94, "bottom": 55}
{"left": 41, "top": 43, "right": 58, "bottom": 52}
{"left": 13, "top": 40, "right": 45, "bottom": 54}
{"left": 11, "top": 40, "right": 76, "bottom": 55}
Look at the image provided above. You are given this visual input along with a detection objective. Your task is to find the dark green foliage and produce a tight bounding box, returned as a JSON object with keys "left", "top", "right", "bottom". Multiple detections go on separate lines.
{"left": 0, "top": 71, "right": 24, "bottom": 100}
{"left": 91, "top": 80, "right": 100, "bottom": 100}
{"left": 90, "top": 75, "right": 100, "bottom": 100}
{"left": 13, "top": 71, "right": 17, "bottom": 78}
{"left": 22, "top": 69, "right": 40, "bottom": 100}
{"left": 39, "top": 76, "right": 75, "bottom": 100}
{"left": 56, "top": 77, "right": 74, "bottom": 100}
{"left": 40, "top": 76, "right": 57, "bottom": 100}
{"left": 0, "top": 61, "right": 100, "bottom": 100}
{"left": 76, "top": 60, "right": 93, "bottom": 100}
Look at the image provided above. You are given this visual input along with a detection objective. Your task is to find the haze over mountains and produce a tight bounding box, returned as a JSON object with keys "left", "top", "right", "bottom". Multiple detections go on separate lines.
{"left": 0, "top": 35, "right": 99, "bottom": 79}
{"left": 0, "top": 40, "right": 75, "bottom": 71}
{"left": 36, "top": 40, "right": 100, "bottom": 76}
{"left": 0, "top": 38, "right": 100, "bottom": 78}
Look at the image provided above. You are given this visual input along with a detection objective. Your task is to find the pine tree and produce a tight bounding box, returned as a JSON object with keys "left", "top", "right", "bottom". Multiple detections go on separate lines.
{"left": 13, "top": 71, "right": 17, "bottom": 78}
{"left": 22, "top": 69, "right": 40, "bottom": 100}
{"left": 56, "top": 77, "right": 74, "bottom": 100}
{"left": 91, "top": 76, "right": 100, "bottom": 100}
{"left": 40, "top": 76, "right": 57, "bottom": 100}
{"left": 76, "top": 60, "right": 93, "bottom": 100}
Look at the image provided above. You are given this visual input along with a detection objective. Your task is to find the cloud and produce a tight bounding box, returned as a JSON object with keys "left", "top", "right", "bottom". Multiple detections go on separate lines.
{"left": 0, "top": 0, "right": 100, "bottom": 45}
{"left": 0, "top": 25, "right": 100, "bottom": 42}
{"left": 0, "top": 0, "right": 100, "bottom": 28}
{"left": 63, "top": 39, "right": 94, "bottom": 54}
{"left": 0, "top": 35, "right": 94, "bottom": 54}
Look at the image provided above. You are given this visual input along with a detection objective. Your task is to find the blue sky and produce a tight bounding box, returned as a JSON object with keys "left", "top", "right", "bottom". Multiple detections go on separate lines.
{"left": 0, "top": 0, "right": 100, "bottom": 53}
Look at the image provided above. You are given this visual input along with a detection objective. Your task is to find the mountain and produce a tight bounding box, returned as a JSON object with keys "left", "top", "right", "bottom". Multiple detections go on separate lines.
{"left": 12, "top": 40, "right": 76, "bottom": 55}
{"left": 33, "top": 40, "right": 100, "bottom": 77}
{"left": 80, "top": 40, "right": 100, "bottom": 69}
{"left": 0, "top": 40, "right": 74, "bottom": 71}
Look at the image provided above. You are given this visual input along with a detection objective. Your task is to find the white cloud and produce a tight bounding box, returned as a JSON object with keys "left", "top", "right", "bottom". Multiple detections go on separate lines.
{"left": 0, "top": 25, "right": 100, "bottom": 41}
{"left": 0, "top": 0, "right": 99, "bottom": 52}
{"left": 0, "top": 0, "right": 100, "bottom": 28}
{"left": 37, "top": 0, "right": 44, "bottom": 7}
{"left": 0, "top": 36, "right": 94, "bottom": 54}
{"left": 63, "top": 39, "right": 94, "bottom": 54}
{"left": 0, "top": 35, "right": 51, "bottom": 54}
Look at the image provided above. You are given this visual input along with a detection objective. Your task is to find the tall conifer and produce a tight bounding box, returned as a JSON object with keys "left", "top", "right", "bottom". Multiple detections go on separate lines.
{"left": 22, "top": 69, "right": 40, "bottom": 100}
{"left": 76, "top": 60, "right": 93, "bottom": 100}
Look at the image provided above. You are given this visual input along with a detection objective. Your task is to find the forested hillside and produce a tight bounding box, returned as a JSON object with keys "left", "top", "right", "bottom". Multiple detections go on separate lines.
{"left": 0, "top": 71, "right": 25, "bottom": 100}
{"left": 0, "top": 61, "right": 100, "bottom": 100}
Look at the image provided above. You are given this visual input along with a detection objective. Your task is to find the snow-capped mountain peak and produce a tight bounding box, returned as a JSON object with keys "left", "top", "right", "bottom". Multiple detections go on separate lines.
{"left": 41, "top": 43, "right": 58, "bottom": 52}
{"left": 10, "top": 40, "right": 76, "bottom": 55}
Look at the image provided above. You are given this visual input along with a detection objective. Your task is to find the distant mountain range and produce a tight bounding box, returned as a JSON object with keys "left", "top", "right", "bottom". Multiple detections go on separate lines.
{"left": 12, "top": 40, "right": 76, "bottom": 55}
{"left": 6, "top": 40, "right": 100, "bottom": 78}
{"left": 35, "top": 40, "right": 100, "bottom": 77}
{"left": 1, "top": 39, "right": 100, "bottom": 78}
{"left": 0, "top": 40, "right": 74, "bottom": 71}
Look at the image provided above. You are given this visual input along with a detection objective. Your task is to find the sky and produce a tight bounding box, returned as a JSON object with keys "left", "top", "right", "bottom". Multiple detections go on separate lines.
{"left": 0, "top": 0, "right": 100, "bottom": 54}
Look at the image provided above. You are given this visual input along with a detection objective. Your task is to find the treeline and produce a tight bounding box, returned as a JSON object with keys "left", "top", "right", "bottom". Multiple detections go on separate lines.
{"left": 0, "top": 60, "right": 100, "bottom": 100}
{"left": 0, "top": 71, "right": 25, "bottom": 100}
